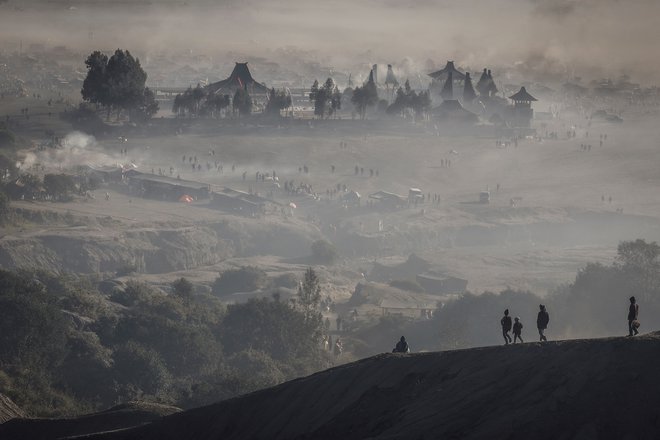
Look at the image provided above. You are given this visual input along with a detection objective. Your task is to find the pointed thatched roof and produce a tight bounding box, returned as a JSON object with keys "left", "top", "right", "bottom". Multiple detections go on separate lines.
{"left": 385, "top": 64, "right": 399, "bottom": 87}
{"left": 476, "top": 68, "right": 490, "bottom": 96}
{"left": 509, "top": 86, "right": 537, "bottom": 102}
{"left": 429, "top": 61, "right": 466, "bottom": 81}
{"left": 441, "top": 71, "right": 454, "bottom": 100}
{"left": 206, "top": 62, "right": 268, "bottom": 95}
{"left": 463, "top": 72, "right": 477, "bottom": 102}
{"left": 476, "top": 68, "right": 498, "bottom": 97}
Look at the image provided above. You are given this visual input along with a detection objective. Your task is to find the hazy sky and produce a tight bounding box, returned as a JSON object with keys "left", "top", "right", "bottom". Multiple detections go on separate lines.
{"left": 1, "top": 0, "right": 659, "bottom": 83}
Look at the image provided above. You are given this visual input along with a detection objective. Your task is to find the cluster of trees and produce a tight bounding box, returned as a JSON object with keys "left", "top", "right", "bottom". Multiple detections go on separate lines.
{"left": 172, "top": 85, "right": 231, "bottom": 118}
{"left": 81, "top": 50, "right": 158, "bottom": 122}
{"left": 350, "top": 71, "right": 379, "bottom": 119}
{"left": 232, "top": 88, "right": 253, "bottom": 117}
{"left": 0, "top": 267, "right": 328, "bottom": 416}
{"left": 264, "top": 88, "right": 292, "bottom": 117}
{"left": 174, "top": 85, "right": 291, "bottom": 119}
{"left": 386, "top": 80, "right": 432, "bottom": 120}
{"left": 308, "top": 72, "right": 390, "bottom": 120}
{"left": 309, "top": 79, "right": 342, "bottom": 119}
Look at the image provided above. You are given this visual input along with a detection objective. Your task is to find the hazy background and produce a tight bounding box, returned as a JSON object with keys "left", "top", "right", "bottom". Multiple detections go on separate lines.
{"left": 1, "top": 0, "right": 660, "bottom": 85}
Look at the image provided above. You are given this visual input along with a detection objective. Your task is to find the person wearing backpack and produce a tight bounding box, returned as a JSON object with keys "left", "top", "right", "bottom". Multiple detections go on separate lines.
{"left": 512, "top": 317, "right": 523, "bottom": 344}
{"left": 393, "top": 336, "right": 410, "bottom": 353}
{"left": 537, "top": 305, "right": 549, "bottom": 342}
{"left": 501, "top": 309, "right": 513, "bottom": 345}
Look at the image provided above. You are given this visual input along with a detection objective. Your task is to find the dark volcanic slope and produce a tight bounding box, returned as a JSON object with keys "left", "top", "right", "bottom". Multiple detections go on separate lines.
{"left": 9, "top": 334, "right": 660, "bottom": 440}
{"left": 0, "top": 401, "right": 181, "bottom": 440}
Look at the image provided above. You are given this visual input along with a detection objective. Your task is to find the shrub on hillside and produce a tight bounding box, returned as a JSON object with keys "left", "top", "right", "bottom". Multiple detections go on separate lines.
{"left": 0, "top": 190, "right": 9, "bottom": 224}
{"left": 272, "top": 272, "right": 299, "bottom": 289}
{"left": 311, "top": 239, "right": 338, "bottom": 265}
{"left": 113, "top": 341, "right": 172, "bottom": 399}
{"left": 0, "top": 126, "right": 16, "bottom": 149}
{"left": 212, "top": 266, "right": 269, "bottom": 295}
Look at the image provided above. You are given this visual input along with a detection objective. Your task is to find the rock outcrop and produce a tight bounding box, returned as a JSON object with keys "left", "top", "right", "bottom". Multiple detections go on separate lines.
{"left": 0, "top": 393, "right": 25, "bottom": 424}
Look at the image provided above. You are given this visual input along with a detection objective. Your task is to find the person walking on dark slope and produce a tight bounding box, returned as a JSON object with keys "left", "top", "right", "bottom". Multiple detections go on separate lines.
{"left": 501, "top": 309, "right": 513, "bottom": 345}
{"left": 537, "top": 305, "right": 549, "bottom": 342}
{"left": 512, "top": 317, "right": 523, "bottom": 344}
{"left": 628, "top": 296, "right": 640, "bottom": 337}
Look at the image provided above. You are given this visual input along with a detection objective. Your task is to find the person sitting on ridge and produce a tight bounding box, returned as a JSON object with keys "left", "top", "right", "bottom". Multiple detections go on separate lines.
{"left": 393, "top": 336, "right": 410, "bottom": 353}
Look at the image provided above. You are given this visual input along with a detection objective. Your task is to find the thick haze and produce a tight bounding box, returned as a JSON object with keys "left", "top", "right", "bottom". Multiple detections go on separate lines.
{"left": 1, "top": 0, "right": 659, "bottom": 83}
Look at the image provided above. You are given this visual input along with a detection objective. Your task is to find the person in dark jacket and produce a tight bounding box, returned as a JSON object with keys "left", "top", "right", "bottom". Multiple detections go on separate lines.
{"left": 628, "top": 296, "right": 639, "bottom": 336}
{"left": 501, "top": 309, "right": 513, "bottom": 345}
{"left": 393, "top": 336, "right": 410, "bottom": 353}
{"left": 537, "top": 305, "right": 549, "bottom": 342}
{"left": 512, "top": 317, "right": 523, "bottom": 344}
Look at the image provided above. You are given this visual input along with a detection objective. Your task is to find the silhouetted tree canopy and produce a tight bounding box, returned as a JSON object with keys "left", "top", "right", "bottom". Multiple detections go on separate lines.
{"left": 264, "top": 88, "right": 292, "bottom": 117}
{"left": 232, "top": 88, "right": 253, "bottom": 117}
{"left": 386, "top": 79, "right": 431, "bottom": 120}
{"left": 351, "top": 72, "right": 378, "bottom": 119}
{"left": 81, "top": 49, "right": 158, "bottom": 122}
{"left": 310, "top": 79, "right": 342, "bottom": 118}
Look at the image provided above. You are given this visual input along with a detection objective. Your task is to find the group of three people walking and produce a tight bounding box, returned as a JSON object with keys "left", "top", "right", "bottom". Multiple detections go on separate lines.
{"left": 501, "top": 305, "right": 549, "bottom": 345}
{"left": 502, "top": 297, "right": 641, "bottom": 344}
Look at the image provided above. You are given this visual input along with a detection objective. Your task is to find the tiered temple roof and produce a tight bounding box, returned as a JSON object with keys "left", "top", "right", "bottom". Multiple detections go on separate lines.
{"left": 385, "top": 64, "right": 399, "bottom": 88}
{"left": 429, "top": 61, "right": 466, "bottom": 81}
{"left": 509, "top": 86, "right": 537, "bottom": 102}
{"left": 206, "top": 62, "right": 268, "bottom": 95}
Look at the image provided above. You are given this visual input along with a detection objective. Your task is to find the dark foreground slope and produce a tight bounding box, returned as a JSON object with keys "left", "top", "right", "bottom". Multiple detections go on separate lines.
{"left": 0, "top": 402, "right": 180, "bottom": 440}
{"left": 6, "top": 333, "right": 660, "bottom": 440}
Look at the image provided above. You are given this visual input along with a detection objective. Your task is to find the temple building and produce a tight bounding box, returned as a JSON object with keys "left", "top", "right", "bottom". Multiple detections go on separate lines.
{"left": 429, "top": 61, "right": 465, "bottom": 100}
{"left": 476, "top": 68, "right": 498, "bottom": 98}
{"left": 429, "top": 61, "right": 466, "bottom": 83}
{"left": 206, "top": 62, "right": 269, "bottom": 96}
{"left": 385, "top": 65, "right": 399, "bottom": 89}
{"left": 440, "top": 71, "right": 455, "bottom": 101}
{"left": 507, "top": 86, "right": 537, "bottom": 128}
{"left": 462, "top": 72, "right": 477, "bottom": 103}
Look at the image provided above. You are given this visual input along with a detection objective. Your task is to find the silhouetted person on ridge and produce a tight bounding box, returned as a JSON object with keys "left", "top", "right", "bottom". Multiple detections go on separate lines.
{"left": 628, "top": 296, "right": 640, "bottom": 336}
{"left": 537, "top": 305, "right": 549, "bottom": 342}
{"left": 513, "top": 317, "right": 523, "bottom": 344}
{"left": 392, "top": 336, "right": 410, "bottom": 353}
{"left": 501, "top": 309, "right": 512, "bottom": 345}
